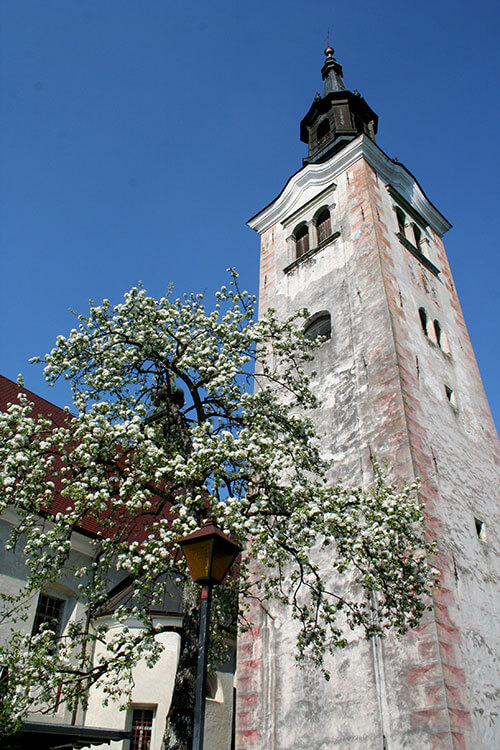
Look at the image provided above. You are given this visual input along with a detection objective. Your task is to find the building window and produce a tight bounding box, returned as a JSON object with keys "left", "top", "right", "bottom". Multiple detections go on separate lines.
{"left": 395, "top": 207, "right": 406, "bottom": 236}
{"left": 316, "top": 118, "right": 330, "bottom": 145}
{"left": 315, "top": 207, "right": 332, "bottom": 245}
{"left": 418, "top": 307, "right": 428, "bottom": 336}
{"left": 444, "top": 385, "right": 457, "bottom": 409}
{"left": 206, "top": 673, "right": 223, "bottom": 702}
{"left": 419, "top": 309, "right": 451, "bottom": 354}
{"left": 32, "top": 593, "right": 64, "bottom": 638}
{"left": 206, "top": 674, "right": 218, "bottom": 700}
{"left": 131, "top": 708, "right": 154, "bottom": 750}
{"left": 412, "top": 222, "right": 422, "bottom": 251}
{"left": 304, "top": 312, "right": 331, "bottom": 342}
{"left": 433, "top": 320, "right": 442, "bottom": 347}
{"left": 294, "top": 223, "right": 310, "bottom": 259}
{"left": 474, "top": 518, "right": 487, "bottom": 542}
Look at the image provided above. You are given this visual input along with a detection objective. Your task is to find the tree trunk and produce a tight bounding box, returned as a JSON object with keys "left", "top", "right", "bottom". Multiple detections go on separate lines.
{"left": 163, "top": 583, "right": 200, "bottom": 750}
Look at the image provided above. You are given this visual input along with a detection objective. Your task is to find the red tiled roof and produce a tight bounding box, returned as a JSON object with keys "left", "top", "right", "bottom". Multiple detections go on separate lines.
{"left": 0, "top": 376, "right": 114, "bottom": 537}
{"left": 1, "top": 374, "right": 176, "bottom": 544}
{"left": 0, "top": 374, "right": 69, "bottom": 428}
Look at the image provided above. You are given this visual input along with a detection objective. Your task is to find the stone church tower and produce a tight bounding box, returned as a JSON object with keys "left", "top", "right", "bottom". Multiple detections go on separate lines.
{"left": 237, "top": 47, "right": 500, "bottom": 750}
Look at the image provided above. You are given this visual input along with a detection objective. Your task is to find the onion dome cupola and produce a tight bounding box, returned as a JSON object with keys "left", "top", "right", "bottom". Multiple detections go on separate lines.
{"left": 300, "top": 46, "right": 378, "bottom": 165}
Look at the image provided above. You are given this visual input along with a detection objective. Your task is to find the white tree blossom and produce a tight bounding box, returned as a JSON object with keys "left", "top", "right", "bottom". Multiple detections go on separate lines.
{"left": 0, "top": 270, "right": 435, "bottom": 738}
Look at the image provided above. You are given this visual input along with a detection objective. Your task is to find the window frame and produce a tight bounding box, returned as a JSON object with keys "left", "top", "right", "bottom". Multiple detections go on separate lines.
{"left": 31, "top": 592, "right": 65, "bottom": 639}
{"left": 130, "top": 706, "right": 156, "bottom": 750}
{"left": 314, "top": 206, "right": 332, "bottom": 246}
{"left": 316, "top": 117, "right": 331, "bottom": 146}
{"left": 303, "top": 311, "right": 332, "bottom": 343}
{"left": 294, "top": 222, "right": 310, "bottom": 259}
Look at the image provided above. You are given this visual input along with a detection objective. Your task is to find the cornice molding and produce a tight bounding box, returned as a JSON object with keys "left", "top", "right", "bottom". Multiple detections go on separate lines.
{"left": 281, "top": 183, "right": 336, "bottom": 228}
{"left": 248, "top": 136, "right": 451, "bottom": 237}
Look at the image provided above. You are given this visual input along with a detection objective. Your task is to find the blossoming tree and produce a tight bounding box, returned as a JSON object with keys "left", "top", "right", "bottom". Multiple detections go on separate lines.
{"left": 0, "top": 271, "right": 434, "bottom": 745}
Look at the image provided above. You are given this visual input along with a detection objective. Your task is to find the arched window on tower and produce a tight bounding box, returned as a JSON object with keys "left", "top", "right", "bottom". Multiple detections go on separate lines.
{"left": 316, "top": 118, "right": 331, "bottom": 146}
{"left": 304, "top": 311, "right": 331, "bottom": 342}
{"left": 395, "top": 207, "right": 406, "bottom": 236}
{"left": 418, "top": 307, "right": 428, "bottom": 336}
{"left": 294, "top": 223, "right": 310, "bottom": 259}
{"left": 314, "top": 207, "right": 332, "bottom": 245}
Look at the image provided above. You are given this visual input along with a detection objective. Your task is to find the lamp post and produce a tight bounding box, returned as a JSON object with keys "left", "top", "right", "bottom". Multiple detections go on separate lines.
{"left": 177, "top": 520, "right": 241, "bottom": 750}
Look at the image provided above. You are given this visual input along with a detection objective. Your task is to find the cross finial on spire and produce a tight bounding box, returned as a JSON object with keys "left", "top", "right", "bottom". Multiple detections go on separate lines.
{"left": 325, "top": 29, "right": 334, "bottom": 59}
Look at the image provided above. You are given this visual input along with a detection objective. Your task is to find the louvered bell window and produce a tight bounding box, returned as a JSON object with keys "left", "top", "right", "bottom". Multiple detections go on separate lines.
{"left": 315, "top": 209, "right": 331, "bottom": 245}
{"left": 295, "top": 224, "right": 310, "bottom": 259}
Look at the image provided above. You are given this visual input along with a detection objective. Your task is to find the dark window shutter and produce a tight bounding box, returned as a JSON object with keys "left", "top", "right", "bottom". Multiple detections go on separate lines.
{"left": 316, "top": 209, "right": 331, "bottom": 244}
{"left": 295, "top": 224, "right": 309, "bottom": 258}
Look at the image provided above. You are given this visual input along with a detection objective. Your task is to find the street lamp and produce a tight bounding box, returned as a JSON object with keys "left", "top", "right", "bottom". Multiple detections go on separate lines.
{"left": 177, "top": 519, "right": 241, "bottom": 750}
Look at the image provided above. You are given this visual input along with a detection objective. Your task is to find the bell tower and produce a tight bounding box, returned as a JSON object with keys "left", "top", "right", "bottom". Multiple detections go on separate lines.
{"left": 237, "top": 47, "right": 500, "bottom": 750}
{"left": 300, "top": 45, "right": 378, "bottom": 164}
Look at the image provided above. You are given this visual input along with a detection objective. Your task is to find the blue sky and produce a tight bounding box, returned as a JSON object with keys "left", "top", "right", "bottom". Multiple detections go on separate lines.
{"left": 1, "top": 0, "right": 499, "bottom": 430}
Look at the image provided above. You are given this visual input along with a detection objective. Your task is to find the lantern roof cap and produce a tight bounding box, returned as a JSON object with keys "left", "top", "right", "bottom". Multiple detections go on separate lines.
{"left": 176, "top": 518, "right": 242, "bottom": 550}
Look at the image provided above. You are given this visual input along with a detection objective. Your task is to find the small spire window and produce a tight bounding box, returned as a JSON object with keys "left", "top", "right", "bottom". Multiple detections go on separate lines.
{"left": 314, "top": 207, "right": 332, "bottom": 245}
{"left": 316, "top": 118, "right": 331, "bottom": 146}
{"left": 294, "top": 223, "right": 310, "bottom": 259}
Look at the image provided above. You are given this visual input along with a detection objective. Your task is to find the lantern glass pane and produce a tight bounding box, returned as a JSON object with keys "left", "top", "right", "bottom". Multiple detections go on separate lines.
{"left": 211, "top": 545, "right": 238, "bottom": 583}
{"left": 183, "top": 539, "right": 213, "bottom": 581}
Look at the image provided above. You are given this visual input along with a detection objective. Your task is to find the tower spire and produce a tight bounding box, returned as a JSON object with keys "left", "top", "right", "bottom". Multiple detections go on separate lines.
{"left": 299, "top": 42, "right": 378, "bottom": 165}
{"left": 321, "top": 44, "right": 346, "bottom": 95}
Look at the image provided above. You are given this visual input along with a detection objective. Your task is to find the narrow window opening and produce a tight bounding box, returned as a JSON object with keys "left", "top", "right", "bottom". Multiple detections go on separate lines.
{"left": 412, "top": 223, "right": 422, "bottom": 250}
{"left": 474, "top": 518, "right": 487, "bottom": 542}
{"left": 304, "top": 312, "right": 331, "bottom": 342}
{"left": 431, "top": 447, "right": 438, "bottom": 474}
{"left": 418, "top": 307, "right": 428, "bottom": 336}
{"left": 434, "top": 320, "right": 442, "bottom": 348}
{"left": 206, "top": 673, "right": 222, "bottom": 701}
{"left": 444, "top": 385, "right": 457, "bottom": 408}
{"left": 315, "top": 207, "right": 332, "bottom": 245}
{"left": 395, "top": 207, "right": 406, "bottom": 235}
{"left": 131, "top": 708, "right": 154, "bottom": 750}
{"left": 441, "top": 329, "right": 451, "bottom": 355}
{"left": 294, "top": 223, "right": 309, "bottom": 259}
{"left": 316, "top": 118, "right": 331, "bottom": 145}
{"left": 206, "top": 674, "right": 217, "bottom": 700}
